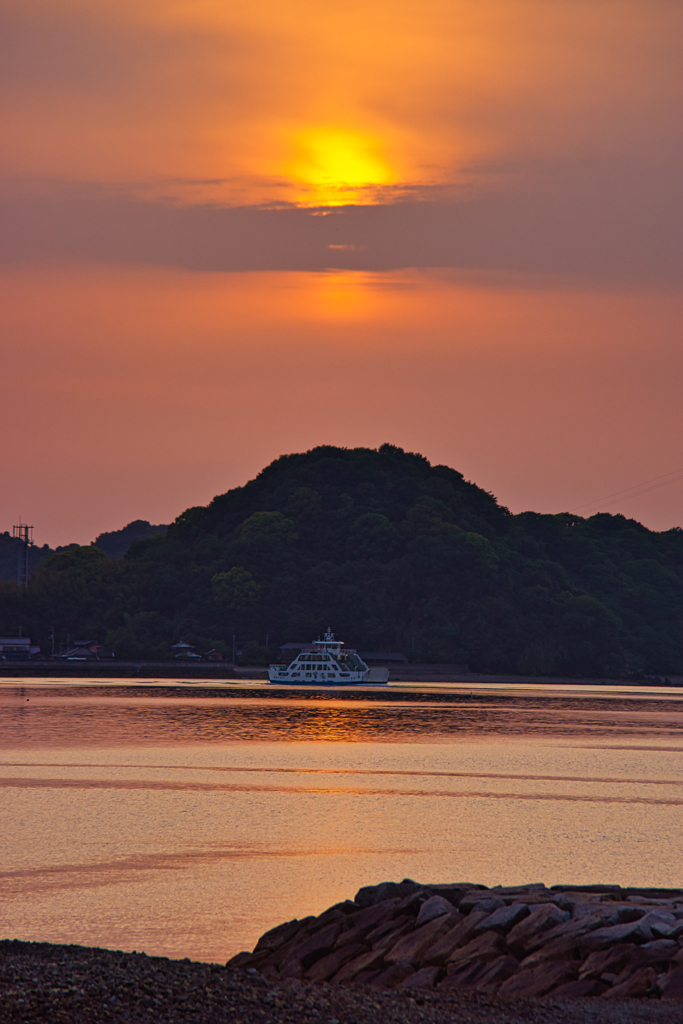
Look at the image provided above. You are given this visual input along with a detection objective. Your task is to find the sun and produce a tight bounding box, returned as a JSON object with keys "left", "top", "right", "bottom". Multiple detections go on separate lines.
{"left": 286, "top": 128, "right": 395, "bottom": 205}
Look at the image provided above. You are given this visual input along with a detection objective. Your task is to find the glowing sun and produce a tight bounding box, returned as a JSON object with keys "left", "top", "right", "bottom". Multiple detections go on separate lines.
{"left": 287, "top": 128, "right": 395, "bottom": 204}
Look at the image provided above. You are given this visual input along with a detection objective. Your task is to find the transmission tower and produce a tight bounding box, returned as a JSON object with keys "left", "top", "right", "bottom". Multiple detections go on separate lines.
{"left": 12, "top": 522, "right": 34, "bottom": 586}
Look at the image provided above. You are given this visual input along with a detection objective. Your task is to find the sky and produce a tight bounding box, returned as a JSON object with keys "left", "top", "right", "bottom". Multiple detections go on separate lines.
{"left": 1, "top": 0, "right": 681, "bottom": 546}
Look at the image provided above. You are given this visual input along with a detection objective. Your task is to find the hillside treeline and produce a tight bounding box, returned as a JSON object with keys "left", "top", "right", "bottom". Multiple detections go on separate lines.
{"left": 1, "top": 445, "right": 681, "bottom": 675}
{"left": 0, "top": 520, "right": 167, "bottom": 583}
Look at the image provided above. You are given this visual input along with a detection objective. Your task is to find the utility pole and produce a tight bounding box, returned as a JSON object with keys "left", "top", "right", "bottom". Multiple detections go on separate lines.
{"left": 232, "top": 634, "right": 236, "bottom": 665}
{"left": 12, "top": 522, "right": 33, "bottom": 587}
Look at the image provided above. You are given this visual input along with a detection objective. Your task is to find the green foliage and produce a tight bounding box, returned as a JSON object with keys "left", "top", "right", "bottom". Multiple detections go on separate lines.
{"left": 237, "top": 511, "right": 297, "bottom": 543}
{"left": 2, "top": 444, "right": 681, "bottom": 674}
{"left": 349, "top": 513, "right": 401, "bottom": 560}
{"left": 212, "top": 567, "right": 260, "bottom": 609}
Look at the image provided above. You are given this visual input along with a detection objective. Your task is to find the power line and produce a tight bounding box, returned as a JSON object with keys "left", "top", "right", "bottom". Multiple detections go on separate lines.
{"left": 570, "top": 468, "right": 683, "bottom": 517}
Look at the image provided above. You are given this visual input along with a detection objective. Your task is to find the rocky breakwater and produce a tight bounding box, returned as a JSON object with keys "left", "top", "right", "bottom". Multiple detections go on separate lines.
{"left": 229, "top": 881, "right": 683, "bottom": 1002}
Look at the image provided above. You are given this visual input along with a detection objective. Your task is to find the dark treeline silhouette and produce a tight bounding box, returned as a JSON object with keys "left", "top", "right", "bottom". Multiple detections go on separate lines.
{"left": 93, "top": 520, "right": 168, "bottom": 560}
{"left": 0, "top": 520, "right": 167, "bottom": 583}
{"left": 1, "top": 445, "right": 681, "bottom": 675}
{"left": 0, "top": 533, "right": 53, "bottom": 584}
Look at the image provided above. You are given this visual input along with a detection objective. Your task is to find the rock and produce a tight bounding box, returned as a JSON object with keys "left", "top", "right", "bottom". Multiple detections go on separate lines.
{"left": 334, "top": 900, "right": 402, "bottom": 948}
{"left": 523, "top": 917, "right": 602, "bottom": 956}
{"left": 635, "top": 937, "right": 680, "bottom": 960}
{"left": 647, "top": 917, "right": 679, "bottom": 933}
{"left": 278, "top": 958, "right": 305, "bottom": 980}
{"left": 366, "top": 915, "right": 414, "bottom": 949}
{"left": 517, "top": 933, "right": 582, "bottom": 969}
{"left": 385, "top": 889, "right": 436, "bottom": 920}
{"left": 401, "top": 966, "right": 442, "bottom": 989}
{"left": 524, "top": 919, "right": 604, "bottom": 959}
{"left": 258, "top": 913, "right": 350, "bottom": 972}
{"left": 551, "top": 978, "right": 607, "bottom": 999}
{"left": 550, "top": 884, "right": 623, "bottom": 896}
{"left": 384, "top": 912, "right": 458, "bottom": 966}
{"left": 369, "top": 960, "right": 418, "bottom": 989}
{"left": 458, "top": 892, "right": 506, "bottom": 915}
{"left": 571, "top": 903, "right": 630, "bottom": 926}
{"left": 578, "top": 914, "right": 661, "bottom": 954}
{"left": 491, "top": 884, "right": 549, "bottom": 899}
{"left": 415, "top": 896, "right": 456, "bottom": 927}
{"left": 235, "top": 880, "right": 683, "bottom": 1001}
{"left": 579, "top": 944, "right": 639, "bottom": 979}
{"left": 446, "top": 931, "right": 506, "bottom": 969}
{"left": 253, "top": 917, "right": 315, "bottom": 955}
{"left": 601, "top": 965, "right": 657, "bottom": 999}
{"left": 316, "top": 904, "right": 358, "bottom": 925}
{"left": 331, "top": 946, "right": 388, "bottom": 983}
{"left": 608, "top": 940, "right": 680, "bottom": 987}
{"left": 660, "top": 966, "right": 683, "bottom": 1000}
{"left": 226, "top": 951, "right": 257, "bottom": 968}
{"left": 422, "top": 909, "right": 491, "bottom": 966}
{"left": 423, "top": 884, "right": 482, "bottom": 907}
{"left": 474, "top": 903, "right": 530, "bottom": 936}
{"left": 651, "top": 919, "right": 683, "bottom": 940}
{"left": 291, "top": 923, "right": 344, "bottom": 964}
{"left": 506, "top": 904, "right": 570, "bottom": 958}
{"left": 497, "top": 960, "right": 579, "bottom": 999}
{"left": 279, "top": 922, "right": 344, "bottom": 978}
{"left": 473, "top": 956, "right": 521, "bottom": 995}
{"left": 354, "top": 880, "right": 420, "bottom": 908}
{"left": 346, "top": 898, "right": 403, "bottom": 931}
{"left": 305, "top": 943, "right": 367, "bottom": 983}
{"left": 439, "top": 959, "right": 492, "bottom": 991}
{"left": 621, "top": 887, "right": 683, "bottom": 901}
{"left": 354, "top": 968, "right": 382, "bottom": 985}
{"left": 616, "top": 905, "right": 653, "bottom": 924}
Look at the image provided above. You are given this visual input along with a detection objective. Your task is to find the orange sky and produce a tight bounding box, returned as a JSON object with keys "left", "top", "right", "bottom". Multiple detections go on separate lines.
{"left": 0, "top": 0, "right": 681, "bottom": 544}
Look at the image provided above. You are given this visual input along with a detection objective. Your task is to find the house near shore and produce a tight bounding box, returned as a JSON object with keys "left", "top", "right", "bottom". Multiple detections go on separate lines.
{"left": 61, "top": 640, "right": 105, "bottom": 660}
{"left": 0, "top": 636, "right": 40, "bottom": 660}
{"left": 171, "top": 641, "right": 201, "bottom": 660}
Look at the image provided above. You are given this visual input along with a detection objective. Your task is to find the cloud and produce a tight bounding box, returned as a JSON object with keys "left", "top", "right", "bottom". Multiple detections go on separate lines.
{"left": 1, "top": 155, "right": 680, "bottom": 284}
{"left": 0, "top": 0, "right": 680, "bottom": 201}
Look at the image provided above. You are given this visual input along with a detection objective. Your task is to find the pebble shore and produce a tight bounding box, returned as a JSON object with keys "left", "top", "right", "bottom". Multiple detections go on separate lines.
{"left": 1, "top": 938, "right": 682, "bottom": 1024}
{"left": 3, "top": 881, "right": 683, "bottom": 1023}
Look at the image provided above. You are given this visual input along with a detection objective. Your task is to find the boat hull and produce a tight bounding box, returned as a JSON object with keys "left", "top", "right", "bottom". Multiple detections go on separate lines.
{"left": 267, "top": 666, "right": 389, "bottom": 685}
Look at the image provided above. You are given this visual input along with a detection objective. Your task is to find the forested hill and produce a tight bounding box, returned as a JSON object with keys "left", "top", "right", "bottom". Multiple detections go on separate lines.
{"left": 2, "top": 444, "right": 682, "bottom": 675}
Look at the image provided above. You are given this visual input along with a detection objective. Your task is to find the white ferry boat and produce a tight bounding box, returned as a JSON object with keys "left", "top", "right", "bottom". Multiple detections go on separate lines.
{"left": 268, "top": 629, "right": 389, "bottom": 684}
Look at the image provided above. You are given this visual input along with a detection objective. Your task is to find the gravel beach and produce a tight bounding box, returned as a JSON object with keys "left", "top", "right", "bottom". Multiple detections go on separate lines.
{"left": 1, "top": 939, "right": 683, "bottom": 1024}
{"left": 4, "top": 881, "right": 683, "bottom": 1022}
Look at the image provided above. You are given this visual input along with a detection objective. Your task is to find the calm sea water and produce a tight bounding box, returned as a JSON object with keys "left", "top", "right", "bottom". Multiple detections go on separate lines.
{"left": 1, "top": 679, "right": 682, "bottom": 963}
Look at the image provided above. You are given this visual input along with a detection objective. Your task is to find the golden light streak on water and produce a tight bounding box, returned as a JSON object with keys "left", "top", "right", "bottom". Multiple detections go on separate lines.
{"left": 1, "top": 681, "right": 682, "bottom": 962}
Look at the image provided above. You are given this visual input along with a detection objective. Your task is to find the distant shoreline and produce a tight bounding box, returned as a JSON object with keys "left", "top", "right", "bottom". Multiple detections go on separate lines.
{"left": 0, "top": 660, "right": 681, "bottom": 689}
